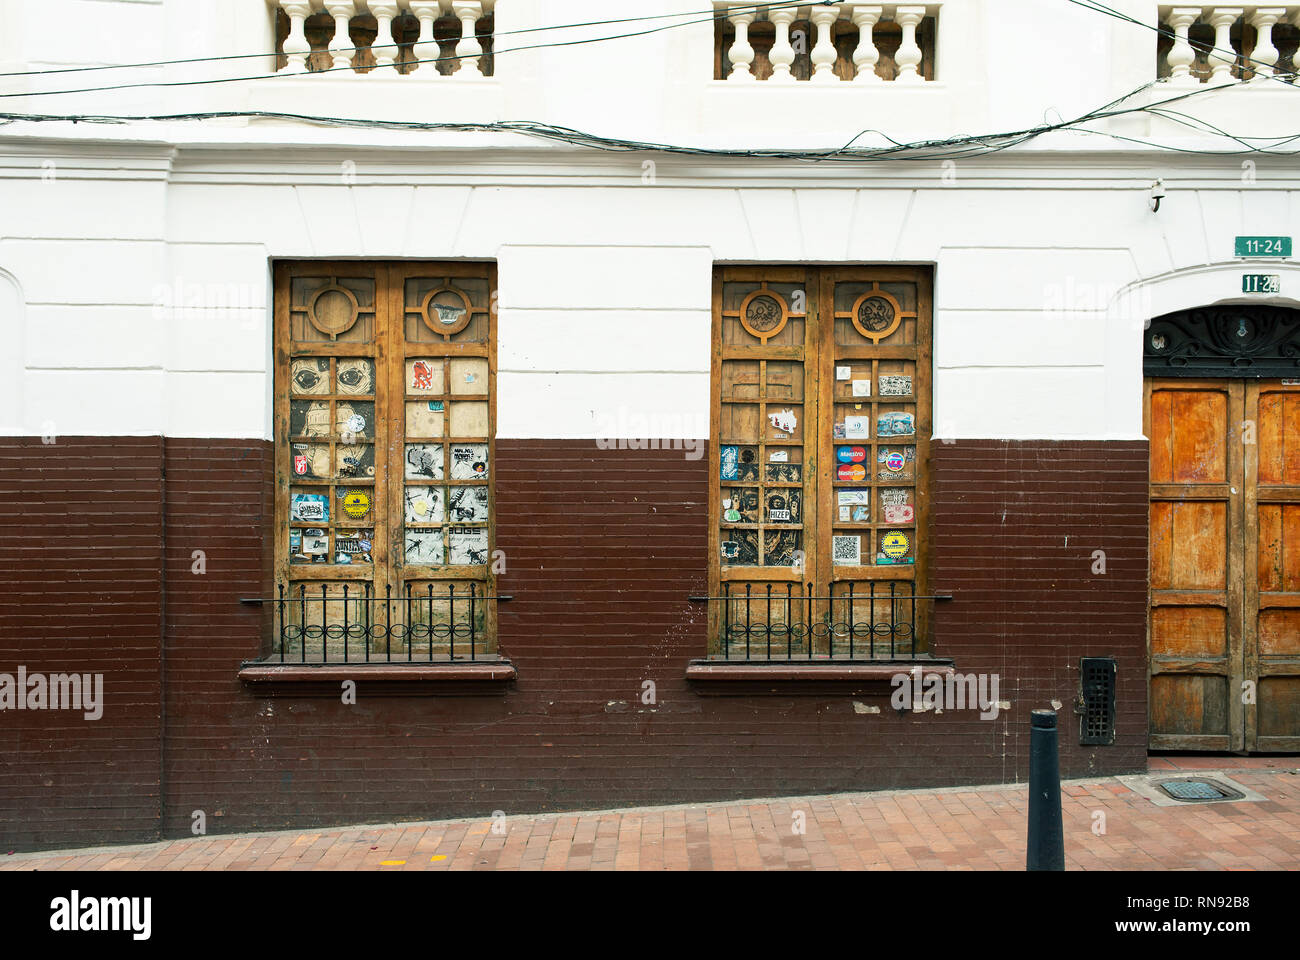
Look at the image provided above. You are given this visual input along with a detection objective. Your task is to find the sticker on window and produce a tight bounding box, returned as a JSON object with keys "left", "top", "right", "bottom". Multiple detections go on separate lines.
{"left": 878, "top": 375, "right": 912, "bottom": 396}
{"left": 449, "top": 527, "right": 490, "bottom": 566}
{"left": 844, "top": 416, "right": 870, "bottom": 440}
{"left": 448, "top": 486, "right": 489, "bottom": 523}
{"left": 832, "top": 535, "right": 861, "bottom": 566}
{"left": 877, "top": 412, "right": 915, "bottom": 437}
{"left": 406, "top": 444, "right": 444, "bottom": 480}
{"left": 404, "top": 486, "right": 445, "bottom": 524}
{"left": 291, "top": 492, "right": 329, "bottom": 523}
{"left": 405, "top": 531, "right": 444, "bottom": 565}
{"left": 767, "top": 409, "right": 797, "bottom": 433}
{"left": 721, "top": 445, "right": 739, "bottom": 480}
{"left": 877, "top": 530, "right": 914, "bottom": 565}
{"left": 449, "top": 444, "right": 489, "bottom": 480}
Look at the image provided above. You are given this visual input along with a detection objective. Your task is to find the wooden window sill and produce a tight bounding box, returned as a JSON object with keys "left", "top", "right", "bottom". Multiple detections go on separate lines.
{"left": 238, "top": 660, "right": 516, "bottom": 697}
{"left": 685, "top": 658, "right": 954, "bottom": 696}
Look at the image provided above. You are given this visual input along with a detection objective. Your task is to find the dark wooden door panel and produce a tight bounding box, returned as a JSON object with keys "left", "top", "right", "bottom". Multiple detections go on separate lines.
{"left": 1246, "top": 382, "right": 1300, "bottom": 751}
{"left": 1146, "top": 379, "right": 1242, "bottom": 752}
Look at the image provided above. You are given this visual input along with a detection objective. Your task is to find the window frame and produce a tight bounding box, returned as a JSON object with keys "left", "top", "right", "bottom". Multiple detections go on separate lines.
{"left": 270, "top": 259, "right": 500, "bottom": 662}
{"left": 707, "top": 263, "right": 934, "bottom": 659}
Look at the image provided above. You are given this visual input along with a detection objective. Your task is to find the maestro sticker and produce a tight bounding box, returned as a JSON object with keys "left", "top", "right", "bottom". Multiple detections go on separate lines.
{"left": 880, "top": 530, "right": 910, "bottom": 560}
{"left": 836, "top": 445, "right": 867, "bottom": 464}
{"left": 837, "top": 463, "right": 867, "bottom": 482}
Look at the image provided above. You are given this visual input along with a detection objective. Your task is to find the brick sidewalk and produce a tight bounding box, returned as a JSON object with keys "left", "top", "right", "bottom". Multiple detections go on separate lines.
{"left": 6, "top": 761, "right": 1299, "bottom": 871}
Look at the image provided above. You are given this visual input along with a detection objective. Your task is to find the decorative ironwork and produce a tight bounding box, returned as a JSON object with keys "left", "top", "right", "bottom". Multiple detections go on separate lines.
{"left": 240, "top": 584, "right": 512, "bottom": 664}
{"left": 689, "top": 582, "right": 952, "bottom": 661}
{"left": 1144, "top": 305, "right": 1300, "bottom": 378}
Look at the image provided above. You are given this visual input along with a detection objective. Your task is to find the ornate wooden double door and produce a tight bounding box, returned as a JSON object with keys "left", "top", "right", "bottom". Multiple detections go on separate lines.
{"left": 1146, "top": 378, "right": 1300, "bottom": 751}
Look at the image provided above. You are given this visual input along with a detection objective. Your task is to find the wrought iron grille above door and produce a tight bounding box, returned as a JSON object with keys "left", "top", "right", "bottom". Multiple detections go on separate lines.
{"left": 1145, "top": 306, "right": 1300, "bottom": 378}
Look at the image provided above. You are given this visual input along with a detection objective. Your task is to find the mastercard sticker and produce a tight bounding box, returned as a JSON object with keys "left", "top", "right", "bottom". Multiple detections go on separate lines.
{"left": 837, "top": 463, "right": 867, "bottom": 482}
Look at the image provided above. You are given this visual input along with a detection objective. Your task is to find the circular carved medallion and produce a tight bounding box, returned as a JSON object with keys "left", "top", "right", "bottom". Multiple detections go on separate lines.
{"left": 420, "top": 287, "right": 474, "bottom": 337}
{"left": 746, "top": 295, "right": 783, "bottom": 331}
{"left": 738, "top": 288, "right": 790, "bottom": 342}
{"left": 849, "top": 290, "right": 903, "bottom": 342}
{"left": 307, "top": 283, "right": 361, "bottom": 339}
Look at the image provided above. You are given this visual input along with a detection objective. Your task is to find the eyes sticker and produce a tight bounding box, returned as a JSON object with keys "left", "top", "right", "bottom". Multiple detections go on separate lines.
{"left": 290, "top": 358, "right": 375, "bottom": 395}
{"left": 291, "top": 358, "right": 329, "bottom": 395}
{"left": 336, "top": 359, "right": 375, "bottom": 395}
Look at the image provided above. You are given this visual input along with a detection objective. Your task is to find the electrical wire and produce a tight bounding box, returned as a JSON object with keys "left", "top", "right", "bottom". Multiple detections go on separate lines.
{"left": 5, "top": 77, "right": 1297, "bottom": 162}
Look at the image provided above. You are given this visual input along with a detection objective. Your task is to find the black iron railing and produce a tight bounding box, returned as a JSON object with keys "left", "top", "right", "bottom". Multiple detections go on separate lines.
{"left": 241, "top": 583, "right": 512, "bottom": 664}
{"left": 689, "top": 582, "right": 951, "bottom": 661}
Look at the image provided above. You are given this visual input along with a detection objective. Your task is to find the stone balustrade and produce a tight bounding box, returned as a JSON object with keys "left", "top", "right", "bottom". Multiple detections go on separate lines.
{"left": 1158, "top": 5, "right": 1299, "bottom": 83}
{"left": 270, "top": 0, "right": 495, "bottom": 76}
{"left": 714, "top": 3, "right": 939, "bottom": 82}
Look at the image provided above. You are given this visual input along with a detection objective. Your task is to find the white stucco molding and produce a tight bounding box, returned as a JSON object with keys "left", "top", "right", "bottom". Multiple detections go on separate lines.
{"left": 1103, "top": 260, "right": 1300, "bottom": 438}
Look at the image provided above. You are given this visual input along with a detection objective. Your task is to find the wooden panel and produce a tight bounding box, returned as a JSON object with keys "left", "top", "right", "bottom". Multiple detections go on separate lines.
{"left": 1149, "top": 388, "right": 1174, "bottom": 483}
{"left": 1258, "top": 677, "right": 1300, "bottom": 738}
{"left": 1149, "top": 501, "right": 1227, "bottom": 591}
{"left": 1151, "top": 606, "right": 1227, "bottom": 657}
{"left": 1150, "top": 675, "right": 1230, "bottom": 735}
{"left": 1257, "top": 392, "right": 1300, "bottom": 485}
{"left": 1257, "top": 504, "right": 1300, "bottom": 592}
{"left": 1258, "top": 610, "right": 1300, "bottom": 657}
{"left": 1149, "top": 387, "right": 1228, "bottom": 484}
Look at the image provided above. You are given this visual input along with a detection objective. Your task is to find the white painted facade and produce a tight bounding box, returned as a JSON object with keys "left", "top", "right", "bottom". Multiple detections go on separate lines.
{"left": 0, "top": 0, "right": 1298, "bottom": 441}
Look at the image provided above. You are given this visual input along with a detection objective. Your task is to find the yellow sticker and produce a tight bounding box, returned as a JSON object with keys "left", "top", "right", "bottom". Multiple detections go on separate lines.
{"left": 379, "top": 859, "right": 406, "bottom": 866}
{"left": 343, "top": 490, "right": 371, "bottom": 519}
{"left": 430, "top": 854, "right": 448, "bottom": 862}
{"left": 881, "top": 531, "right": 910, "bottom": 560}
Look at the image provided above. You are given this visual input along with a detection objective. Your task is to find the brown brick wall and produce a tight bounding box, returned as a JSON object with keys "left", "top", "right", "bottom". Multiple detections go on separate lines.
{"left": 0, "top": 438, "right": 164, "bottom": 850}
{"left": 0, "top": 436, "right": 1150, "bottom": 849}
{"left": 930, "top": 440, "right": 1151, "bottom": 778}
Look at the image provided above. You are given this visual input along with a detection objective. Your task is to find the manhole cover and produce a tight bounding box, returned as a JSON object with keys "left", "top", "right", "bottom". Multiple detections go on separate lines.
{"left": 1158, "top": 779, "right": 1244, "bottom": 802}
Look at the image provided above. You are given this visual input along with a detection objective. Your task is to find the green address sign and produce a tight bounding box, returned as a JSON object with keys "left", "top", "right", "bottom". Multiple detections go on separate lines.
{"left": 1242, "top": 274, "right": 1281, "bottom": 294}
{"left": 1234, "top": 236, "right": 1292, "bottom": 257}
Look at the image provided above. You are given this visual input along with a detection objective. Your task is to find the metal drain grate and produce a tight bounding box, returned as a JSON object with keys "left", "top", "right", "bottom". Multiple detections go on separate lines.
{"left": 1158, "top": 779, "right": 1245, "bottom": 802}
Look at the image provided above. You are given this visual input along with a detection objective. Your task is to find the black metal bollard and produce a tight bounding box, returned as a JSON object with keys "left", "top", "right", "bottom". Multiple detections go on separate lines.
{"left": 1026, "top": 708, "right": 1065, "bottom": 871}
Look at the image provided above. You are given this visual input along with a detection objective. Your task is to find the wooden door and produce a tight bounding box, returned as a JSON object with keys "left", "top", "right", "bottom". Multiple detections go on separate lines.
{"left": 1147, "top": 377, "right": 1300, "bottom": 752}
{"left": 1245, "top": 380, "right": 1300, "bottom": 751}
{"left": 1146, "top": 379, "right": 1244, "bottom": 751}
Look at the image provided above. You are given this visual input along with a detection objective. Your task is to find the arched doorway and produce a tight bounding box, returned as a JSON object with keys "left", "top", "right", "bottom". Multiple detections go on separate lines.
{"left": 1144, "top": 304, "right": 1300, "bottom": 752}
